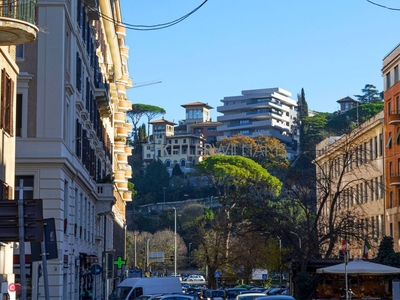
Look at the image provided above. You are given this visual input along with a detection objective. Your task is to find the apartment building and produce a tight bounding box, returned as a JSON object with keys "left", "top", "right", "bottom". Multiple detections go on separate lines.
{"left": 315, "top": 111, "right": 384, "bottom": 258}
{"left": 0, "top": 1, "right": 38, "bottom": 300}
{"left": 142, "top": 102, "right": 222, "bottom": 172}
{"left": 14, "top": 1, "right": 132, "bottom": 299}
{"left": 216, "top": 87, "right": 299, "bottom": 159}
{"left": 382, "top": 43, "right": 400, "bottom": 251}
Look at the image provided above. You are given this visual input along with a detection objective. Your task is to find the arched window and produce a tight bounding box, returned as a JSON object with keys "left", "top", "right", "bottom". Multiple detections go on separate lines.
{"left": 165, "top": 160, "right": 171, "bottom": 168}
{"left": 180, "top": 159, "right": 186, "bottom": 167}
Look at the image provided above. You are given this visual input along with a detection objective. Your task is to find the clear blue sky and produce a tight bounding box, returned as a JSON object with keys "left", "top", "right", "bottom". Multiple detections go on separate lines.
{"left": 120, "top": 0, "right": 399, "bottom": 124}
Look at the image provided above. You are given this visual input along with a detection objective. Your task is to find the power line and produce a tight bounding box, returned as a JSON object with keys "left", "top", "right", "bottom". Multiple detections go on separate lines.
{"left": 365, "top": 0, "right": 400, "bottom": 11}
{"left": 82, "top": 0, "right": 209, "bottom": 31}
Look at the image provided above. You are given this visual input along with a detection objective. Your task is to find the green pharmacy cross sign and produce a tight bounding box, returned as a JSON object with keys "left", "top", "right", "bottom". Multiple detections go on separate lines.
{"left": 114, "top": 256, "right": 126, "bottom": 269}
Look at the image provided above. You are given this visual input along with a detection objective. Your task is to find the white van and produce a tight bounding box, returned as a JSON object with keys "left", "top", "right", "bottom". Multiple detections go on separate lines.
{"left": 109, "top": 277, "right": 182, "bottom": 300}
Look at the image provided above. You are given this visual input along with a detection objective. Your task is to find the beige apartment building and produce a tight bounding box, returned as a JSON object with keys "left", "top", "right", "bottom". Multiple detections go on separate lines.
{"left": 0, "top": 1, "right": 38, "bottom": 300}
{"left": 14, "top": 0, "right": 132, "bottom": 299}
{"left": 315, "top": 111, "right": 385, "bottom": 258}
{"left": 142, "top": 102, "right": 222, "bottom": 172}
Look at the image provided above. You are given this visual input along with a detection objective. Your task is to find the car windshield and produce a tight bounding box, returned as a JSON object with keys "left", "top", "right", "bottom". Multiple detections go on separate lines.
{"left": 109, "top": 287, "right": 132, "bottom": 300}
{"left": 212, "top": 291, "right": 224, "bottom": 297}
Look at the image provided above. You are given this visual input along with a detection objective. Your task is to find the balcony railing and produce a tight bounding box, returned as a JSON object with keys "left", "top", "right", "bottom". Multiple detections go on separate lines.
{"left": 0, "top": 0, "right": 38, "bottom": 45}
{"left": 388, "top": 111, "right": 400, "bottom": 125}
{"left": 390, "top": 173, "right": 400, "bottom": 186}
{"left": 0, "top": 1, "right": 36, "bottom": 23}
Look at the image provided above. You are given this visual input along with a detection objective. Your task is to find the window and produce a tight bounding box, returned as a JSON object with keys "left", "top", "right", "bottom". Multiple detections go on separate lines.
{"left": 386, "top": 72, "right": 391, "bottom": 89}
{"left": 207, "top": 128, "right": 216, "bottom": 132}
{"left": 386, "top": 132, "right": 392, "bottom": 149}
{"left": 16, "top": 45, "right": 24, "bottom": 60}
{"left": 14, "top": 176, "right": 34, "bottom": 200}
{"left": 1, "top": 69, "right": 14, "bottom": 136}
{"left": 396, "top": 127, "right": 400, "bottom": 144}
{"left": 369, "top": 139, "right": 373, "bottom": 160}
{"left": 16, "top": 93, "right": 22, "bottom": 137}
{"left": 395, "top": 65, "right": 399, "bottom": 83}
{"left": 76, "top": 53, "right": 82, "bottom": 92}
{"left": 379, "top": 133, "right": 383, "bottom": 156}
{"left": 397, "top": 96, "right": 400, "bottom": 114}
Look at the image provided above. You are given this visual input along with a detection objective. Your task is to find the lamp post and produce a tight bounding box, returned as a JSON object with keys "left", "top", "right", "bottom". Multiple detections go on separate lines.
{"left": 146, "top": 239, "right": 150, "bottom": 272}
{"left": 163, "top": 187, "right": 166, "bottom": 209}
{"left": 289, "top": 231, "right": 301, "bottom": 298}
{"left": 188, "top": 243, "right": 192, "bottom": 269}
{"left": 290, "top": 231, "right": 301, "bottom": 249}
{"left": 134, "top": 233, "right": 137, "bottom": 267}
{"left": 173, "top": 207, "right": 177, "bottom": 276}
{"left": 277, "top": 236, "right": 282, "bottom": 291}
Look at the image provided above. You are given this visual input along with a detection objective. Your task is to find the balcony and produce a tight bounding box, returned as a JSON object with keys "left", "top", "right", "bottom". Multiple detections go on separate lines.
{"left": 0, "top": 1, "right": 39, "bottom": 45}
{"left": 390, "top": 173, "right": 400, "bottom": 186}
{"left": 388, "top": 111, "right": 400, "bottom": 125}
{"left": 95, "top": 183, "right": 116, "bottom": 214}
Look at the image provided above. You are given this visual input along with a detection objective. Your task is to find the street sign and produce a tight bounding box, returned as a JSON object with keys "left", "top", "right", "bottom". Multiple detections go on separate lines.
{"left": 91, "top": 264, "right": 102, "bottom": 275}
{"left": 0, "top": 199, "right": 44, "bottom": 242}
{"left": 341, "top": 240, "right": 347, "bottom": 254}
{"left": 31, "top": 218, "right": 58, "bottom": 261}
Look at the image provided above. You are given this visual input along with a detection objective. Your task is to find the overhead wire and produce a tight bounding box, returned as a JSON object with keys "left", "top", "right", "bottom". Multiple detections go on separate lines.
{"left": 365, "top": 0, "right": 400, "bottom": 11}
{"left": 82, "top": 0, "right": 209, "bottom": 31}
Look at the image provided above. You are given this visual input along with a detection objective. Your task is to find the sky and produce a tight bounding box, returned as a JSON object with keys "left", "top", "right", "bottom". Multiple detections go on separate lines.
{"left": 119, "top": 0, "right": 400, "bottom": 124}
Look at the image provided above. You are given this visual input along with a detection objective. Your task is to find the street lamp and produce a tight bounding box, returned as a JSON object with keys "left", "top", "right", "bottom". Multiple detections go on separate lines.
{"left": 188, "top": 242, "right": 192, "bottom": 268}
{"left": 146, "top": 239, "right": 150, "bottom": 271}
{"left": 134, "top": 233, "right": 137, "bottom": 267}
{"left": 277, "top": 236, "right": 282, "bottom": 291}
{"left": 163, "top": 187, "right": 166, "bottom": 209}
{"left": 173, "top": 207, "right": 177, "bottom": 276}
{"left": 290, "top": 231, "right": 301, "bottom": 249}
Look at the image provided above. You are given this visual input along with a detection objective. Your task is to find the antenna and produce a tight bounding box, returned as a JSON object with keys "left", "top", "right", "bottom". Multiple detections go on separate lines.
{"left": 132, "top": 80, "right": 162, "bottom": 88}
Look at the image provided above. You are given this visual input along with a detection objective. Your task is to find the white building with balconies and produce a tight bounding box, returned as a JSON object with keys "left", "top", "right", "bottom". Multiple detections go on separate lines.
{"left": 14, "top": 1, "right": 132, "bottom": 299}
{"left": 216, "top": 88, "right": 299, "bottom": 158}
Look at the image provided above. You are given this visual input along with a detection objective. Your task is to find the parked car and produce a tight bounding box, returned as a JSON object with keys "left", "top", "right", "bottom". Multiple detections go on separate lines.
{"left": 153, "top": 294, "right": 197, "bottom": 300}
{"left": 235, "top": 292, "right": 267, "bottom": 300}
{"left": 255, "top": 296, "right": 295, "bottom": 300}
{"left": 200, "top": 289, "right": 225, "bottom": 300}
{"left": 266, "top": 288, "right": 287, "bottom": 296}
{"left": 225, "top": 288, "right": 247, "bottom": 300}
{"left": 249, "top": 288, "right": 269, "bottom": 293}
{"left": 185, "top": 275, "right": 206, "bottom": 282}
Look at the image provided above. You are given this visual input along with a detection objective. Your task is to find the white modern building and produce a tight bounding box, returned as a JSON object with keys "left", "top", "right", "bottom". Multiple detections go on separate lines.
{"left": 14, "top": 0, "right": 132, "bottom": 299}
{"left": 216, "top": 88, "right": 299, "bottom": 158}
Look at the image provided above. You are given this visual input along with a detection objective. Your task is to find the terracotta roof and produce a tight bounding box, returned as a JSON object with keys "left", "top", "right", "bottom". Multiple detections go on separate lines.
{"left": 149, "top": 118, "right": 177, "bottom": 125}
{"left": 337, "top": 96, "right": 358, "bottom": 103}
{"left": 181, "top": 102, "right": 214, "bottom": 109}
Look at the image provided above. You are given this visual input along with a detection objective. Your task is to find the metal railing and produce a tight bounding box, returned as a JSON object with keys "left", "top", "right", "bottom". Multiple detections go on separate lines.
{"left": 0, "top": 1, "right": 37, "bottom": 24}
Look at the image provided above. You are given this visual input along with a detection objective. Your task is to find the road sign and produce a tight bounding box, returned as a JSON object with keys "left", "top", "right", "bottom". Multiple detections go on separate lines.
{"left": 214, "top": 270, "right": 221, "bottom": 278}
{"left": 31, "top": 218, "right": 58, "bottom": 261}
{"left": 341, "top": 240, "right": 347, "bottom": 254}
{"left": 0, "top": 199, "right": 43, "bottom": 242}
{"left": 91, "top": 264, "right": 102, "bottom": 275}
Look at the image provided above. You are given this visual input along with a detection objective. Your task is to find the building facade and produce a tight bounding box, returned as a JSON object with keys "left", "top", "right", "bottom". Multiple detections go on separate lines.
{"left": 382, "top": 43, "right": 400, "bottom": 251}
{"left": 14, "top": 0, "right": 131, "bottom": 299}
{"left": 216, "top": 87, "right": 299, "bottom": 159}
{"left": 142, "top": 102, "right": 222, "bottom": 173}
{"left": 0, "top": 1, "right": 38, "bottom": 300}
{"left": 315, "top": 111, "right": 385, "bottom": 258}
